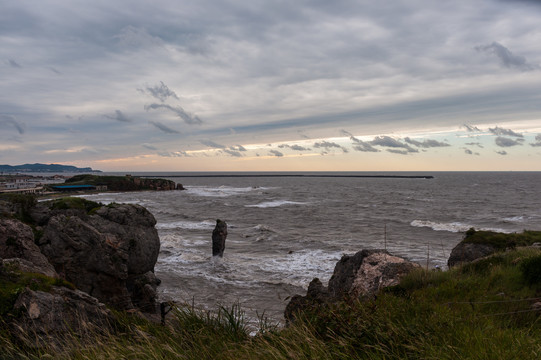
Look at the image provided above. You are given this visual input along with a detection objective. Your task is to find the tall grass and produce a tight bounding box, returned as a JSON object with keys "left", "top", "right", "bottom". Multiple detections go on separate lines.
{"left": 1, "top": 248, "right": 540, "bottom": 359}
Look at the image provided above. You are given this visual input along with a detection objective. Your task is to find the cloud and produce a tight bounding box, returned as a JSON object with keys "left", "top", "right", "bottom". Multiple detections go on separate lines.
{"left": 352, "top": 141, "right": 379, "bottom": 152}
{"left": 144, "top": 103, "right": 202, "bottom": 125}
{"left": 314, "top": 140, "right": 348, "bottom": 153}
{"left": 475, "top": 42, "right": 540, "bottom": 71}
{"left": 269, "top": 150, "right": 284, "bottom": 157}
{"left": 462, "top": 124, "right": 481, "bottom": 132}
{"left": 370, "top": 136, "right": 418, "bottom": 153}
{"left": 142, "top": 143, "right": 157, "bottom": 150}
{"left": 200, "top": 140, "right": 226, "bottom": 149}
{"left": 404, "top": 137, "right": 450, "bottom": 148}
{"left": 158, "top": 150, "right": 190, "bottom": 157}
{"left": 229, "top": 144, "right": 247, "bottom": 151}
{"left": 278, "top": 144, "right": 311, "bottom": 151}
{"left": 340, "top": 130, "right": 380, "bottom": 152}
{"left": 463, "top": 148, "right": 479, "bottom": 155}
{"left": 148, "top": 121, "right": 180, "bottom": 134}
{"left": 222, "top": 149, "right": 243, "bottom": 157}
{"left": 138, "top": 81, "right": 179, "bottom": 102}
{"left": 8, "top": 59, "right": 21, "bottom": 68}
{"left": 530, "top": 134, "right": 541, "bottom": 147}
{"left": 488, "top": 126, "right": 523, "bottom": 138}
{"left": 495, "top": 136, "right": 523, "bottom": 147}
{"left": 0, "top": 114, "right": 25, "bottom": 134}
{"left": 387, "top": 149, "right": 409, "bottom": 155}
{"left": 103, "top": 110, "right": 132, "bottom": 122}
{"left": 465, "top": 142, "right": 484, "bottom": 148}
{"left": 496, "top": 150, "right": 508, "bottom": 155}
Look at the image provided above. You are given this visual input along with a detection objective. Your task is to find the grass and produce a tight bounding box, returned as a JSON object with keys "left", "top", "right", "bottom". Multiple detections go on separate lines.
{"left": 463, "top": 228, "right": 541, "bottom": 250}
{"left": 1, "top": 248, "right": 540, "bottom": 359}
{"left": 48, "top": 197, "right": 103, "bottom": 214}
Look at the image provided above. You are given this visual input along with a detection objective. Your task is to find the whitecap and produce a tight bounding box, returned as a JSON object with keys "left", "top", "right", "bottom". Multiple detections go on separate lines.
{"left": 156, "top": 220, "right": 216, "bottom": 230}
{"left": 410, "top": 220, "right": 512, "bottom": 233}
{"left": 185, "top": 186, "right": 259, "bottom": 197}
{"left": 245, "top": 200, "right": 308, "bottom": 208}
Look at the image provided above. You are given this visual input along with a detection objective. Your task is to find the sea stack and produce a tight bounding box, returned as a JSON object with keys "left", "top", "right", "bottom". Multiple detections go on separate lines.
{"left": 212, "top": 219, "right": 228, "bottom": 257}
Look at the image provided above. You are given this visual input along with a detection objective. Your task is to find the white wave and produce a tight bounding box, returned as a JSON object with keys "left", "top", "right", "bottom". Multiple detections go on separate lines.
{"left": 502, "top": 216, "right": 525, "bottom": 223}
{"left": 245, "top": 200, "right": 308, "bottom": 208}
{"left": 156, "top": 220, "right": 216, "bottom": 230}
{"left": 410, "top": 220, "right": 512, "bottom": 233}
{"left": 185, "top": 186, "right": 262, "bottom": 197}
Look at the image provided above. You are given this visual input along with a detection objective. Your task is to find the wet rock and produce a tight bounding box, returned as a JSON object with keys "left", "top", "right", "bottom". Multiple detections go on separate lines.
{"left": 447, "top": 242, "right": 496, "bottom": 268}
{"left": 212, "top": 219, "right": 228, "bottom": 257}
{"left": 11, "top": 287, "right": 114, "bottom": 350}
{"left": 284, "top": 278, "right": 329, "bottom": 324}
{"left": 0, "top": 218, "right": 57, "bottom": 277}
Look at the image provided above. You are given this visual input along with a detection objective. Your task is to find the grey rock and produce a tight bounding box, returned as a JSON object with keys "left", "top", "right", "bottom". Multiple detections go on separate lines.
{"left": 38, "top": 203, "right": 160, "bottom": 311}
{"left": 328, "top": 249, "right": 421, "bottom": 298}
{"left": 0, "top": 218, "right": 57, "bottom": 277}
{"left": 212, "top": 219, "right": 227, "bottom": 257}
{"left": 11, "top": 287, "right": 114, "bottom": 350}
{"left": 447, "top": 242, "right": 496, "bottom": 268}
{"left": 284, "top": 249, "right": 420, "bottom": 323}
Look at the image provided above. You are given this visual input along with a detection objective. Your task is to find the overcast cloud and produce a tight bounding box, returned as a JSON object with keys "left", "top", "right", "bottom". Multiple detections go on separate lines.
{"left": 1, "top": 0, "right": 541, "bottom": 170}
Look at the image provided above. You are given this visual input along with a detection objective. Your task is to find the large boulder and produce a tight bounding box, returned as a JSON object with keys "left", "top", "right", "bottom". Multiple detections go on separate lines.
{"left": 0, "top": 218, "right": 57, "bottom": 277}
{"left": 285, "top": 249, "right": 420, "bottom": 323}
{"left": 328, "top": 249, "right": 421, "bottom": 298}
{"left": 447, "top": 242, "right": 496, "bottom": 268}
{"left": 36, "top": 203, "right": 160, "bottom": 312}
{"left": 11, "top": 287, "right": 114, "bottom": 350}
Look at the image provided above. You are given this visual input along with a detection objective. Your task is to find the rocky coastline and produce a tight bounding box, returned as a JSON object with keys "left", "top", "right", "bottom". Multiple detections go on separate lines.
{"left": 1, "top": 194, "right": 540, "bottom": 356}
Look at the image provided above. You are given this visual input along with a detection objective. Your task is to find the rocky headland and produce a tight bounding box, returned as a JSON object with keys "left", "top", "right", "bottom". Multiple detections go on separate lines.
{"left": 0, "top": 195, "right": 161, "bottom": 346}
{"left": 62, "top": 174, "right": 184, "bottom": 191}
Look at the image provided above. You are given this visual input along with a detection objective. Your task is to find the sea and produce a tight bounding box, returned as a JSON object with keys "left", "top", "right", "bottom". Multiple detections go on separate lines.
{"left": 78, "top": 171, "right": 541, "bottom": 326}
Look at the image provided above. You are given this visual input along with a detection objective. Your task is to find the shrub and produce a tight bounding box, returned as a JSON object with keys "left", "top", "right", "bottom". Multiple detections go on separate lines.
{"left": 520, "top": 255, "right": 541, "bottom": 286}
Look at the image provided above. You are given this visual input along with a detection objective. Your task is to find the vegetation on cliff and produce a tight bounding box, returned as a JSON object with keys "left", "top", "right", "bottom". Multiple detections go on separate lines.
{"left": 463, "top": 227, "right": 541, "bottom": 250}
{"left": 63, "top": 174, "right": 178, "bottom": 191}
{"left": 1, "top": 245, "right": 539, "bottom": 359}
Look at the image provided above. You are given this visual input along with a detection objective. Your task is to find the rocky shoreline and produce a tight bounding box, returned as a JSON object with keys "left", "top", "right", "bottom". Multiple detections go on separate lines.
{"left": 1, "top": 194, "right": 540, "bottom": 350}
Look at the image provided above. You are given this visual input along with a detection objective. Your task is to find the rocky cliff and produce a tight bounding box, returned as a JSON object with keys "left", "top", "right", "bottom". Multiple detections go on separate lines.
{"left": 63, "top": 174, "right": 183, "bottom": 191}
{"left": 1, "top": 196, "right": 161, "bottom": 314}
{"left": 0, "top": 195, "right": 162, "bottom": 346}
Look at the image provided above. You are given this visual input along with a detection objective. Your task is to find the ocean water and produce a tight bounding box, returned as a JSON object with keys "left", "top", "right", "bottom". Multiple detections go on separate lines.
{"left": 79, "top": 172, "right": 541, "bottom": 325}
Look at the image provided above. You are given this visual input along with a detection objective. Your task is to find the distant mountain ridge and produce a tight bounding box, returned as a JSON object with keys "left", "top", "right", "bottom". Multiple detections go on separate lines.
{"left": 0, "top": 163, "right": 100, "bottom": 173}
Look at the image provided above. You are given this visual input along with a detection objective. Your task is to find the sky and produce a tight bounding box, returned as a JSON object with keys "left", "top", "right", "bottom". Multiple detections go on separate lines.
{"left": 2, "top": 0, "right": 541, "bottom": 172}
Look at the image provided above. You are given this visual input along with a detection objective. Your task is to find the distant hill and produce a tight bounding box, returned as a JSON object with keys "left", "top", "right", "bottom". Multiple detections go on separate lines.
{"left": 0, "top": 163, "right": 101, "bottom": 173}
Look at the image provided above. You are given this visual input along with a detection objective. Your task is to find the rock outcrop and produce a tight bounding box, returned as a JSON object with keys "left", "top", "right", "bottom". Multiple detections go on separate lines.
{"left": 36, "top": 202, "right": 161, "bottom": 311}
{"left": 285, "top": 249, "right": 420, "bottom": 323}
{"left": 212, "top": 219, "right": 228, "bottom": 257}
{"left": 447, "top": 242, "right": 496, "bottom": 268}
{"left": 0, "top": 218, "right": 57, "bottom": 277}
{"left": 11, "top": 287, "right": 114, "bottom": 350}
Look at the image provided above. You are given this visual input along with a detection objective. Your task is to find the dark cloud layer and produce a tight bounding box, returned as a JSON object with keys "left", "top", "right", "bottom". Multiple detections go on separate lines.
{"left": 269, "top": 150, "right": 283, "bottom": 157}
{"left": 495, "top": 136, "right": 523, "bottom": 147}
{"left": 149, "top": 120, "right": 180, "bottom": 134}
{"left": 462, "top": 124, "right": 481, "bottom": 132}
{"left": 0, "top": 114, "right": 25, "bottom": 134}
{"left": 404, "top": 137, "right": 450, "bottom": 148}
{"left": 138, "top": 81, "right": 179, "bottom": 102}
{"left": 145, "top": 103, "right": 202, "bottom": 125}
{"left": 104, "top": 110, "right": 132, "bottom": 122}
{"left": 475, "top": 42, "right": 540, "bottom": 71}
{"left": 489, "top": 126, "right": 523, "bottom": 138}
{"left": 200, "top": 140, "right": 226, "bottom": 149}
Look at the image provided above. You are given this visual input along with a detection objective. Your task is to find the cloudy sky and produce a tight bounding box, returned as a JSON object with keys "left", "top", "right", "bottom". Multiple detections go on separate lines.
{"left": 2, "top": 0, "right": 541, "bottom": 171}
